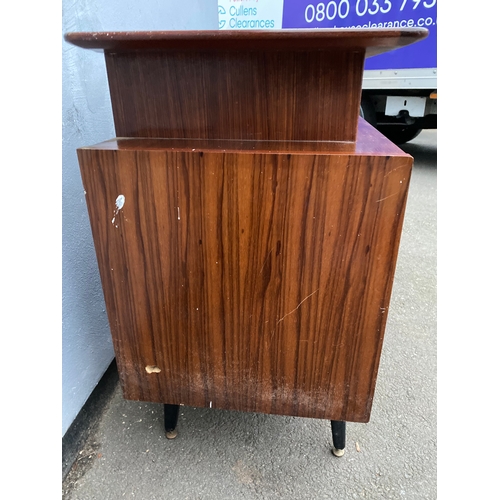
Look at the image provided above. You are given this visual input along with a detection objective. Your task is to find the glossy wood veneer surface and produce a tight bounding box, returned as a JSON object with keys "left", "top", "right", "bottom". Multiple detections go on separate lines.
{"left": 104, "top": 49, "right": 364, "bottom": 141}
{"left": 64, "top": 29, "right": 428, "bottom": 57}
{"left": 86, "top": 118, "right": 402, "bottom": 155}
{"left": 77, "top": 126, "right": 412, "bottom": 423}
{"left": 65, "top": 29, "right": 427, "bottom": 143}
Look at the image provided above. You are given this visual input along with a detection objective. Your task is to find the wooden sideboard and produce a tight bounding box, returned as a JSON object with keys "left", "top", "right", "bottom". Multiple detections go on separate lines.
{"left": 65, "top": 29, "right": 427, "bottom": 456}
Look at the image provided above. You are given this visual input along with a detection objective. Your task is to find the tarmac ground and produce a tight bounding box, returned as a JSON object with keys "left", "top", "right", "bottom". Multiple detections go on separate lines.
{"left": 62, "top": 130, "right": 437, "bottom": 500}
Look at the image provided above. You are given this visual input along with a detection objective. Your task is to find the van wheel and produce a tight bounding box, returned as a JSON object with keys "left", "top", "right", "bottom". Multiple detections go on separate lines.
{"left": 360, "top": 96, "right": 377, "bottom": 127}
{"left": 378, "top": 124, "right": 422, "bottom": 145}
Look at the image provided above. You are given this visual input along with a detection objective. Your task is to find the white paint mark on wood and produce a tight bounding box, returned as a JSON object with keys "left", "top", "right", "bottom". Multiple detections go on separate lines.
{"left": 112, "top": 194, "right": 125, "bottom": 226}
{"left": 115, "top": 195, "right": 125, "bottom": 209}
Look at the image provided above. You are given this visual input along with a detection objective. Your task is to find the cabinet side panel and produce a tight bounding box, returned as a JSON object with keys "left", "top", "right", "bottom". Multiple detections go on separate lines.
{"left": 78, "top": 148, "right": 411, "bottom": 422}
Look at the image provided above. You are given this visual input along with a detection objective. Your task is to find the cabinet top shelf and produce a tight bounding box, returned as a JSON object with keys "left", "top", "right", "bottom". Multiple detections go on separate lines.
{"left": 64, "top": 28, "right": 427, "bottom": 58}
{"left": 64, "top": 28, "right": 428, "bottom": 143}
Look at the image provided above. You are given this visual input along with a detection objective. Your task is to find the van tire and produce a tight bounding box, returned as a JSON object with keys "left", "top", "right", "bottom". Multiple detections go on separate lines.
{"left": 360, "top": 96, "right": 377, "bottom": 127}
{"left": 378, "top": 124, "right": 422, "bottom": 145}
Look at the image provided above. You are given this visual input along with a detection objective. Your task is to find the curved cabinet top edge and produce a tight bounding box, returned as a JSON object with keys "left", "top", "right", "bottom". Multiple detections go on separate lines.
{"left": 64, "top": 28, "right": 428, "bottom": 57}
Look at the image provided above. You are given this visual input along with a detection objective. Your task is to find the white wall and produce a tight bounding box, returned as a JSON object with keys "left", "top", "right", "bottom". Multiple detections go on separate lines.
{"left": 62, "top": 0, "right": 218, "bottom": 437}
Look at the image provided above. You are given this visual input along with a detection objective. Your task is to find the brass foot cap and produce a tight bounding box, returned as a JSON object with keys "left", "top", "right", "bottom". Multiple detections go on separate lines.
{"left": 166, "top": 430, "right": 178, "bottom": 439}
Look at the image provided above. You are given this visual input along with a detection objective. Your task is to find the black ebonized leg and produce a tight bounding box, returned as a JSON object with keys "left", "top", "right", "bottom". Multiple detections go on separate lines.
{"left": 331, "top": 420, "right": 346, "bottom": 457}
{"left": 164, "top": 404, "right": 180, "bottom": 439}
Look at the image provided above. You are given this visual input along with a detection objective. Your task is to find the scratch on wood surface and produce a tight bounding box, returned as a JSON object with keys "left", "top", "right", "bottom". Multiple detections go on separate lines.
{"left": 276, "top": 289, "right": 319, "bottom": 325}
{"left": 259, "top": 252, "right": 271, "bottom": 274}
{"left": 376, "top": 192, "right": 398, "bottom": 203}
{"left": 384, "top": 164, "right": 407, "bottom": 177}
